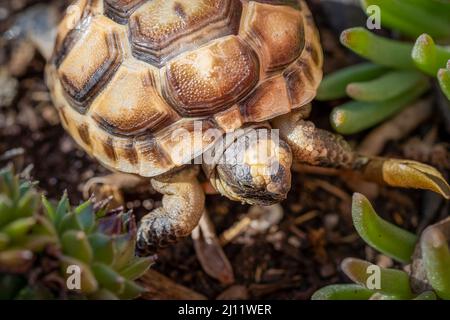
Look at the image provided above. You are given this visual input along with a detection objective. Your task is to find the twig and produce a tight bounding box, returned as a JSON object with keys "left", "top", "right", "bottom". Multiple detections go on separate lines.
{"left": 358, "top": 98, "right": 433, "bottom": 156}
{"left": 192, "top": 211, "right": 235, "bottom": 285}
{"left": 139, "top": 269, "right": 207, "bottom": 300}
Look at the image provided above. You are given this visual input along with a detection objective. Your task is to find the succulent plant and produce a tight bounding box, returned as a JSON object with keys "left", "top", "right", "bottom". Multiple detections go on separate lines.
{"left": 438, "top": 61, "right": 450, "bottom": 100}
{"left": 317, "top": 0, "right": 450, "bottom": 135}
{"left": 312, "top": 193, "right": 450, "bottom": 300}
{"left": 0, "top": 167, "right": 153, "bottom": 300}
{"left": 0, "top": 167, "right": 42, "bottom": 275}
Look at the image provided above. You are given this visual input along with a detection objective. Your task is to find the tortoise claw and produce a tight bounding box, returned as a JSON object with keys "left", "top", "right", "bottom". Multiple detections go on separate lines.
{"left": 359, "top": 158, "right": 450, "bottom": 199}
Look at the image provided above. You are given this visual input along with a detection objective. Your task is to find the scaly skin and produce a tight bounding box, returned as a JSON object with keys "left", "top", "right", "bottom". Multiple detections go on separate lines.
{"left": 136, "top": 167, "right": 205, "bottom": 255}
{"left": 272, "top": 109, "right": 355, "bottom": 169}
{"left": 272, "top": 109, "right": 450, "bottom": 199}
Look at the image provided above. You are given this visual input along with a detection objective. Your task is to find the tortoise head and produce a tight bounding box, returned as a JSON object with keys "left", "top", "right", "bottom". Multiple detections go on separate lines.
{"left": 209, "top": 127, "right": 293, "bottom": 206}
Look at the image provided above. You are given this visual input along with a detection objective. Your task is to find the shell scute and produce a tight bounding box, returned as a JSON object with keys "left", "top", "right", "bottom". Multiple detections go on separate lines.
{"left": 164, "top": 35, "right": 259, "bottom": 117}
{"left": 213, "top": 105, "right": 244, "bottom": 133}
{"left": 155, "top": 119, "right": 221, "bottom": 166}
{"left": 240, "top": 75, "right": 292, "bottom": 123}
{"left": 57, "top": 16, "right": 124, "bottom": 113}
{"left": 240, "top": 2, "right": 305, "bottom": 73}
{"left": 91, "top": 63, "right": 180, "bottom": 136}
{"left": 135, "top": 134, "right": 174, "bottom": 177}
{"left": 104, "top": 0, "right": 146, "bottom": 24}
{"left": 283, "top": 3, "right": 323, "bottom": 108}
{"left": 129, "top": 0, "right": 242, "bottom": 67}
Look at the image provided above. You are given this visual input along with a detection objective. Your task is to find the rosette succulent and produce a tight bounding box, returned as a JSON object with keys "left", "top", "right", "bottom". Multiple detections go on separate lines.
{"left": 0, "top": 167, "right": 153, "bottom": 299}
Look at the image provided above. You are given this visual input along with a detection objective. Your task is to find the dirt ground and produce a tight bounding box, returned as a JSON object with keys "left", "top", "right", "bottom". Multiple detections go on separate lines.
{"left": 1, "top": 0, "right": 449, "bottom": 300}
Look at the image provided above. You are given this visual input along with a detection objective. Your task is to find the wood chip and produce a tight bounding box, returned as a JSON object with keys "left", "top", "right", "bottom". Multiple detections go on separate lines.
{"left": 216, "top": 285, "right": 249, "bottom": 300}
{"left": 0, "top": 67, "right": 18, "bottom": 107}
{"left": 293, "top": 210, "right": 319, "bottom": 226}
{"left": 139, "top": 269, "right": 207, "bottom": 300}
{"left": 358, "top": 98, "right": 433, "bottom": 156}
{"left": 219, "top": 216, "right": 252, "bottom": 246}
{"left": 192, "top": 211, "right": 235, "bottom": 285}
{"left": 248, "top": 277, "right": 303, "bottom": 298}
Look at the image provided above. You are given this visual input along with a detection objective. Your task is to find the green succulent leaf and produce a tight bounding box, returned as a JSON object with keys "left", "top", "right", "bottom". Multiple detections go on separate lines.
{"left": 41, "top": 196, "right": 56, "bottom": 223}
{"left": 91, "top": 263, "right": 126, "bottom": 295}
{"left": 317, "top": 63, "right": 388, "bottom": 101}
{"left": 340, "top": 27, "right": 415, "bottom": 69}
{"left": 88, "top": 233, "right": 115, "bottom": 265}
{"left": 330, "top": 79, "right": 429, "bottom": 134}
{"left": 75, "top": 201, "right": 96, "bottom": 233}
{"left": 1, "top": 217, "right": 36, "bottom": 243}
{"left": 60, "top": 256, "right": 98, "bottom": 295}
{"left": 421, "top": 227, "right": 450, "bottom": 300}
{"left": 360, "top": 0, "right": 450, "bottom": 40}
{"left": 311, "top": 284, "right": 374, "bottom": 300}
{"left": 33, "top": 215, "right": 57, "bottom": 237}
{"left": 54, "top": 192, "right": 70, "bottom": 229}
{"left": 118, "top": 279, "right": 147, "bottom": 300}
{"left": 88, "top": 288, "right": 119, "bottom": 300}
{"left": 412, "top": 34, "right": 450, "bottom": 76}
{"left": 61, "top": 230, "right": 94, "bottom": 264}
{"left": 0, "top": 196, "right": 12, "bottom": 224}
{"left": 368, "top": 292, "right": 403, "bottom": 300}
{"left": 119, "top": 257, "right": 153, "bottom": 281}
{"left": 341, "top": 258, "right": 413, "bottom": 299}
{"left": 413, "top": 291, "right": 438, "bottom": 300}
{"left": 0, "top": 169, "right": 17, "bottom": 201}
{"left": 351, "top": 193, "right": 418, "bottom": 263}
{"left": 346, "top": 70, "right": 427, "bottom": 102}
{"left": 112, "top": 234, "right": 136, "bottom": 271}
{"left": 438, "top": 61, "right": 450, "bottom": 100}
{"left": 16, "top": 190, "right": 38, "bottom": 219}
{"left": 59, "top": 211, "right": 83, "bottom": 234}
{"left": 0, "top": 232, "right": 9, "bottom": 250}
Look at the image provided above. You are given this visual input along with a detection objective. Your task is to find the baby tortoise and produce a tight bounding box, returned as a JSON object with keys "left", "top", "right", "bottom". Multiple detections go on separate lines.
{"left": 15, "top": 0, "right": 450, "bottom": 254}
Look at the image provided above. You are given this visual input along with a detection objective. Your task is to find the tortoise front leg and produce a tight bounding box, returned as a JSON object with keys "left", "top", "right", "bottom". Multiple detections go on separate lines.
{"left": 137, "top": 167, "right": 205, "bottom": 255}
{"left": 272, "top": 109, "right": 450, "bottom": 199}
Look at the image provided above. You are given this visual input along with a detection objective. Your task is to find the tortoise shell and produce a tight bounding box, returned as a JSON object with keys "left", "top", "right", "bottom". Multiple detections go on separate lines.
{"left": 46, "top": 0, "right": 323, "bottom": 177}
